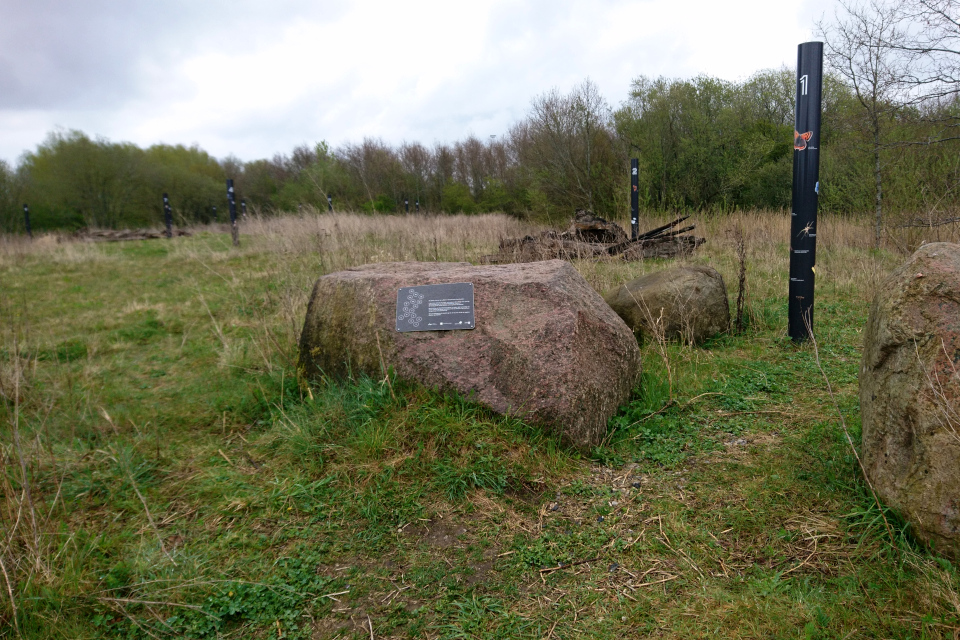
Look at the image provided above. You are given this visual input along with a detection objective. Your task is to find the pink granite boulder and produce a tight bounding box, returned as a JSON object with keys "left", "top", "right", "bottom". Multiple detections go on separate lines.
{"left": 298, "top": 260, "right": 641, "bottom": 451}
{"left": 861, "top": 242, "right": 960, "bottom": 556}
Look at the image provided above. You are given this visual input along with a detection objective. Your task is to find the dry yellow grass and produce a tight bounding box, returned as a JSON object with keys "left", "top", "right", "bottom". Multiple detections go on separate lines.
{"left": 3, "top": 210, "right": 949, "bottom": 340}
{"left": 239, "top": 210, "right": 540, "bottom": 268}
{"left": 3, "top": 208, "right": 953, "bottom": 282}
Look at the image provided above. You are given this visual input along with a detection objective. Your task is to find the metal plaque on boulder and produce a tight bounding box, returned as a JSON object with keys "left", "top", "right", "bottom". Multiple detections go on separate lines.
{"left": 396, "top": 282, "right": 475, "bottom": 332}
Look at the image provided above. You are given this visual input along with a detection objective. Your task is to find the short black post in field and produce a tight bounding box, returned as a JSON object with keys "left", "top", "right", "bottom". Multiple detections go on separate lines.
{"left": 415, "top": 199, "right": 420, "bottom": 213}
{"left": 162, "top": 193, "right": 173, "bottom": 238}
{"left": 630, "top": 158, "right": 639, "bottom": 240}
{"left": 405, "top": 199, "right": 409, "bottom": 213}
{"left": 241, "top": 198, "right": 247, "bottom": 219}
{"left": 212, "top": 205, "right": 218, "bottom": 222}
{"left": 23, "top": 204, "right": 32, "bottom": 239}
{"left": 327, "top": 196, "right": 333, "bottom": 212}
{"left": 788, "top": 41, "right": 823, "bottom": 342}
{"left": 226, "top": 179, "right": 239, "bottom": 247}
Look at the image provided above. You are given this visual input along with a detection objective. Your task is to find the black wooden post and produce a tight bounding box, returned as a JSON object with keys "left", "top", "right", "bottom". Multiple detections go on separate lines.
{"left": 788, "top": 42, "right": 824, "bottom": 342}
{"left": 241, "top": 198, "right": 247, "bottom": 219}
{"left": 22, "top": 204, "right": 32, "bottom": 239}
{"left": 162, "top": 193, "right": 173, "bottom": 238}
{"left": 212, "top": 205, "right": 218, "bottom": 222}
{"left": 416, "top": 200, "right": 420, "bottom": 213}
{"left": 630, "top": 158, "right": 639, "bottom": 240}
{"left": 227, "top": 179, "right": 239, "bottom": 247}
{"left": 405, "top": 199, "right": 409, "bottom": 213}
{"left": 327, "top": 196, "right": 333, "bottom": 212}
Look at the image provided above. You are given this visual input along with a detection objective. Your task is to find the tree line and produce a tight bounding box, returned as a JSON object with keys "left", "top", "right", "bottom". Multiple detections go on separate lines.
{"left": 1, "top": 0, "right": 956, "bottom": 235}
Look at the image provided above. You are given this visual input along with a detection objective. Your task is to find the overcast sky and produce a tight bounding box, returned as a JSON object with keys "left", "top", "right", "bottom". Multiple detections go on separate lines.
{"left": 0, "top": 0, "right": 836, "bottom": 165}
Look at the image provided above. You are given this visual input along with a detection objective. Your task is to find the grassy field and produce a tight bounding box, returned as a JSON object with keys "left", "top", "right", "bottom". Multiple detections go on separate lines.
{"left": 2, "top": 210, "right": 960, "bottom": 639}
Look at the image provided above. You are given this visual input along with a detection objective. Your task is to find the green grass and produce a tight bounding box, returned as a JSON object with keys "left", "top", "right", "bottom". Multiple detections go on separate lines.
{"left": 2, "top": 219, "right": 959, "bottom": 639}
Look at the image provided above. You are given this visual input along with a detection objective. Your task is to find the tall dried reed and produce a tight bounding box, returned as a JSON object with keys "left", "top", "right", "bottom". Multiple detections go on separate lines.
{"left": 239, "top": 209, "right": 539, "bottom": 268}
{"left": 1, "top": 209, "right": 938, "bottom": 341}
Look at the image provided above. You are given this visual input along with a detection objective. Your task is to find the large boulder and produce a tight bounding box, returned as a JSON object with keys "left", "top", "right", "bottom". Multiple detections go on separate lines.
{"left": 298, "top": 260, "right": 641, "bottom": 451}
{"left": 861, "top": 242, "right": 960, "bottom": 556}
{"left": 603, "top": 265, "right": 730, "bottom": 344}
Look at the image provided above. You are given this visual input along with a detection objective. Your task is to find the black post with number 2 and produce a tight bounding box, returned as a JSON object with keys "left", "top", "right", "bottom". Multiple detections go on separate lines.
{"left": 630, "top": 158, "right": 639, "bottom": 241}
{"left": 788, "top": 42, "right": 823, "bottom": 342}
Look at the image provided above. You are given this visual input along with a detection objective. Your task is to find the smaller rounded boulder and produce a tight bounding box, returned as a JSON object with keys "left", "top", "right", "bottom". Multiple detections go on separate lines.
{"left": 603, "top": 265, "right": 730, "bottom": 345}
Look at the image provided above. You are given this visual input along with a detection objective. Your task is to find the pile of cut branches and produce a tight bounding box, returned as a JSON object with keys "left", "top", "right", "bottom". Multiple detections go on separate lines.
{"left": 481, "top": 211, "right": 704, "bottom": 264}
{"left": 75, "top": 228, "right": 192, "bottom": 242}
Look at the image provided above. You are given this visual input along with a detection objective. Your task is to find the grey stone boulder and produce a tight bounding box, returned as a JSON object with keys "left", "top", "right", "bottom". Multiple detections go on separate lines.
{"left": 298, "top": 260, "right": 641, "bottom": 451}
{"left": 603, "top": 265, "right": 730, "bottom": 344}
{"left": 861, "top": 242, "right": 960, "bottom": 557}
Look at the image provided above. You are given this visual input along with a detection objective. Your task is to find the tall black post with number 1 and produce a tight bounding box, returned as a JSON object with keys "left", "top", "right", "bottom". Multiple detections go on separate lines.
{"left": 788, "top": 42, "right": 823, "bottom": 342}
{"left": 630, "top": 158, "right": 639, "bottom": 240}
{"left": 226, "top": 179, "right": 239, "bottom": 247}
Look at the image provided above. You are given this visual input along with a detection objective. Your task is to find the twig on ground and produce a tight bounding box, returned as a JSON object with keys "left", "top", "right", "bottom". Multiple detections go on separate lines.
{"left": 636, "top": 575, "right": 678, "bottom": 588}
{"left": 0, "top": 554, "right": 20, "bottom": 638}
{"left": 97, "top": 597, "right": 215, "bottom": 616}
{"left": 626, "top": 392, "right": 729, "bottom": 435}
{"left": 125, "top": 467, "right": 176, "bottom": 565}
{"left": 546, "top": 619, "right": 560, "bottom": 639}
{"left": 716, "top": 410, "right": 796, "bottom": 417}
{"left": 197, "top": 293, "right": 229, "bottom": 352}
{"left": 782, "top": 546, "right": 818, "bottom": 576}
{"left": 539, "top": 557, "right": 600, "bottom": 575}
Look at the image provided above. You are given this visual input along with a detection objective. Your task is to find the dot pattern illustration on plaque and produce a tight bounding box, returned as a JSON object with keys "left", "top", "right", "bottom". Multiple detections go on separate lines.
{"left": 399, "top": 289, "right": 424, "bottom": 328}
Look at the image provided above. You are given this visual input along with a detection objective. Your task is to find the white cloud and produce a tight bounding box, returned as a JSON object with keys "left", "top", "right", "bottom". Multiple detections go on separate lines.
{"left": 0, "top": 0, "right": 833, "bottom": 164}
